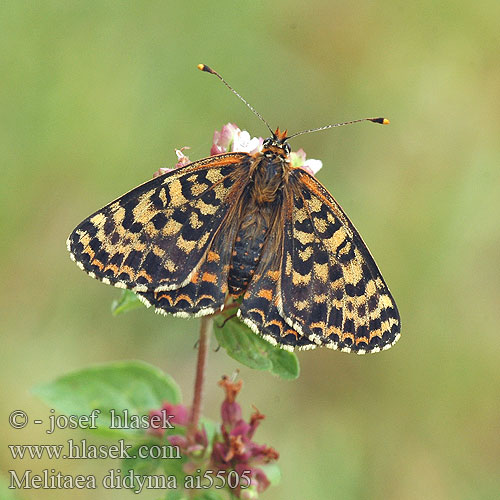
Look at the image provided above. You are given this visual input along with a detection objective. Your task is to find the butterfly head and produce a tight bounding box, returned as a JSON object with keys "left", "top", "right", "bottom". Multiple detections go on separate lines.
{"left": 262, "top": 127, "right": 291, "bottom": 157}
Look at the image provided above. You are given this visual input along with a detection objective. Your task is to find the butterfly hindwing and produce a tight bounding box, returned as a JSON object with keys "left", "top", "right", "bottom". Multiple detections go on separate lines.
{"left": 136, "top": 181, "right": 248, "bottom": 317}
{"left": 67, "top": 153, "right": 250, "bottom": 292}
{"left": 279, "top": 170, "right": 400, "bottom": 353}
{"left": 237, "top": 205, "right": 318, "bottom": 351}
{"left": 136, "top": 230, "right": 232, "bottom": 318}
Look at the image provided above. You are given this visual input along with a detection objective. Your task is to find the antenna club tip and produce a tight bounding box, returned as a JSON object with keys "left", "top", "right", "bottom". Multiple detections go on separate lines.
{"left": 197, "top": 63, "right": 214, "bottom": 74}
{"left": 367, "top": 118, "right": 391, "bottom": 125}
{"left": 368, "top": 117, "right": 390, "bottom": 125}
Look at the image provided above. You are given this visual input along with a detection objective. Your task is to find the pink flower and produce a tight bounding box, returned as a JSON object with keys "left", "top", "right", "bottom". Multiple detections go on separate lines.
{"left": 210, "top": 376, "right": 279, "bottom": 498}
{"left": 152, "top": 167, "right": 172, "bottom": 178}
{"left": 148, "top": 402, "right": 189, "bottom": 437}
{"left": 302, "top": 158, "right": 323, "bottom": 175}
{"left": 168, "top": 426, "right": 209, "bottom": 462}
{"left": 174, "top": 147, "right": 191, "bottom": 168}
{"left": 155, "top": 124, "right": 322, "bottom": 182}
{"left": 152, "top": 147, "right": 191, "bottom": 178}
{"left": 148, "top": 401, "right": 209, "bottom": 466}
{"left": 211, "top": 123, "right": 238, "bottom": 155}
{"left": 148, "top": 375, "right": 278, "bottom": 498}
{"left": 290, "top": 148, "right": 323, "bottom": 175}
{"left": 212, "top": 123, "right": 322, "bottom": 175}
{"left": 211, "top": 123, "right": 263, "bottom": 155}
{"left": 232, "top": 129, "right": 263, "bottom": 154}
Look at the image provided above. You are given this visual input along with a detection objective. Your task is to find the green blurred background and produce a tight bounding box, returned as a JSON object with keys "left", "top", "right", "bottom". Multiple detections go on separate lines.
{"left": 2, "top": 1, "right": 499, "bottom": 499}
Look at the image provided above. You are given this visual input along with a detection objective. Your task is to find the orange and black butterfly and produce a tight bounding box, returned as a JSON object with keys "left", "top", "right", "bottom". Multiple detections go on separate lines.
{"left": 67, "top": 64, "right": 400, "bottom": 354}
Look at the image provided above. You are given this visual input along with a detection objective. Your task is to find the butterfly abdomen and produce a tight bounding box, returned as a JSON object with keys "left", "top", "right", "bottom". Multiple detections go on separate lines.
{"left": 228, "top": 208, "right": 270, "bottom": 297}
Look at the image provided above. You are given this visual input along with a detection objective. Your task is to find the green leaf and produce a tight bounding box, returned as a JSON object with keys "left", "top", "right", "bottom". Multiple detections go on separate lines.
{"left": 162, "top": 491, "right": 188, "bottom": 500}
{"left": 192, "top": 492, "right": 225, "bottom": 500}
{"left": 215, "top": 316, "right": 272, "bottom": 371}
{"left": 0, "top": 475, "right": 21, "bottom": 499}
{"left": 111, "top": 289, "right": 145, "bottom": 316}
{"left": 122, "top": 443, "right": 163, "bottom": 476}
{"left": 215, "top": 315, "right": 299, "bottom": 380}
{"left": 33, "top": 360, "right": 182, "bottom": 438}
{"left": 267, "top": 343, "right": 300, "bottom": 380}
{"left": 199, "top": 416, "right": 219, "bottom": 446}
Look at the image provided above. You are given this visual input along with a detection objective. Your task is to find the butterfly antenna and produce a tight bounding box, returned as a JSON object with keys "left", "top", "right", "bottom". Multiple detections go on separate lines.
{"left": 287, "top": 117, "right": 390, "bottom": 140}
{"left": 198, "top": 64, "right": 274, "bottom": 136}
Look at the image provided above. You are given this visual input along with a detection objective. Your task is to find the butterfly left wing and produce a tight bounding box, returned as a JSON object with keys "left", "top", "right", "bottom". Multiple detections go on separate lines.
{"left": 136, "top": 180, "right": 247, "bottom": 317}
{"left": 67, "top": 153, "right": 250, "bottom": 292}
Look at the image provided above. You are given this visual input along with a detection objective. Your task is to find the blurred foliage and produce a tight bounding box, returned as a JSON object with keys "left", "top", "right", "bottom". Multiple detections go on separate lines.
{"left": 1, "top": 1, "right": 500, "bottom": 499}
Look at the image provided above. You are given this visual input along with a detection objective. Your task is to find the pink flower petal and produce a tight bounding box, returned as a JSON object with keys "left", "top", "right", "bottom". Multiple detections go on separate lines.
{"left": 302, "top": 158, "right": 323, "bottom": 175}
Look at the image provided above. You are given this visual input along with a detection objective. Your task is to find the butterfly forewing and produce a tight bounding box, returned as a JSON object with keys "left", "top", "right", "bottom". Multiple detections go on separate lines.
{"left": 67, "top": 153, "right": 250, "bottom": 292}
{"left": 281, "top": 170, "right": 400, "bottom": 353}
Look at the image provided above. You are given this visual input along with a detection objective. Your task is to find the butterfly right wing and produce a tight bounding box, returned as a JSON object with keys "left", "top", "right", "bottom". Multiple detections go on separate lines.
{"left": 278, "top": 169, "right": 401, "bottom": 353}
{"left": 67, "top": 153, "right": 250, "bottom": 292}
{"left": 238, "top": 168, "right": 400, "bottom": 354}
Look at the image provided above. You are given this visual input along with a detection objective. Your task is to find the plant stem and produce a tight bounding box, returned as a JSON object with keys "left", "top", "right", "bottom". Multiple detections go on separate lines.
{"left": 187, "top": 316, "right": 212, "bottom": 441}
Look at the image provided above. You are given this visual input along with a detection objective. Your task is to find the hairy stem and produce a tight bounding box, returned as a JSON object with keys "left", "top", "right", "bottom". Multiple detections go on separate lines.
{"left": 187, "top": 316, "right": 212, "bottom": 441}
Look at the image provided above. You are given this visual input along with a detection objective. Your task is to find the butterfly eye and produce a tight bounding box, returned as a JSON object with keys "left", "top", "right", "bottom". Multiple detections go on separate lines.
{"left": 283, "top": 143, "right": 291, "bottom": 154}
{"left": 263, "top": 138, "right": 273, "bottom": 148}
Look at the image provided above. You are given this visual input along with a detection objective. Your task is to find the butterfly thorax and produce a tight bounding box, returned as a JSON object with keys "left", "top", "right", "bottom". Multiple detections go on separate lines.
{"left": 248, "top": 144, "right": 290, "bottom": 205}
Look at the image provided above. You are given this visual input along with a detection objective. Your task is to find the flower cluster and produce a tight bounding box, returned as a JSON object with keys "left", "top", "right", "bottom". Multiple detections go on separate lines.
{"left": 210, "top": 123, "right": 263, "bottom": 155}
{"left": 210, "top": 376, "right": 279, "bottom": 499}
{"left": 211, "top": 123, "right": 323, "bottom": 176}
{"left": 289, "top": 147, "right": 323, "bottom": 176}
{"left": 153, "top": 123, "right": 322, "bottom": 179}
{"left": 148, "top": 376, "right": 278, "bottom": 499}
{"left": 153, "top": 147, "right": 192, "bottom": 178}
{"left": 148, "top": 401, "right": 208, "bottom": 459}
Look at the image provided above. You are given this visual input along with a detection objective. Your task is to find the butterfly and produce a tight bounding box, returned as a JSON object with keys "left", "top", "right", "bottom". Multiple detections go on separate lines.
{"left": 67, "top": 64, "right": 400, "bottom": 354}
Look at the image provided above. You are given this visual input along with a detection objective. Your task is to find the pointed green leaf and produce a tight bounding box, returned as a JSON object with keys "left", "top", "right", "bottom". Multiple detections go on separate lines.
{"left": 267, "top": 343, "right": 300, "bottom": 380}
{"left": 111, "top": 289, "right": 144, "bottom": 316}
{"left": 215, "top": 315, "right": 299, "bottom": 380}
{"left": 215, "top": 316, "right": 272, "bottom": 371}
